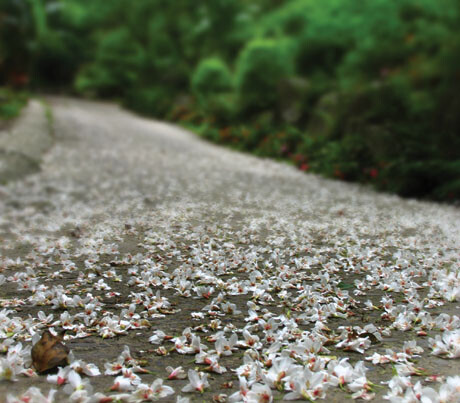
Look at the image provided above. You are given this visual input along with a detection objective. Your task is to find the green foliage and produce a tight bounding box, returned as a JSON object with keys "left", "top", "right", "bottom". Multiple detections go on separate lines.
{"left": 75, "top": 28, "right": 144, "bottom": 97}
{"left": 32, "top": 32, "right": 82, "bottom": 87}
{"left": 0, "top": 0, "right": 34, "bottom": 85}
{"left": 383, "top": 160, "right": 460, "bottom": 200}
{"left": 192, "top": 58, "right": 233, "bottom": 97}
{"left": 0, "top": 88, "right": 28, "bottom": 120}
{"left": 236, "top": 39, "right": 294, "bottom": 115}
{"left": 191, "top": 58, "right": 234, "bottom": 120}
{"left": 262, "top": 0, "right": 353, "bottom": 75}
{"left": 123, "top": 87, "right": 174, "bottom": 118}
{"left": 0, "top": 0, "right": 89, "bottom": 88}
{"left": 1, "top": 0, "right": 459, "bottom": 201}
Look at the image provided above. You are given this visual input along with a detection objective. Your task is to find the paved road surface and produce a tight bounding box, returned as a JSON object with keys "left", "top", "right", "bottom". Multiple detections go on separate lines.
{"left": 0, "top": 97, "right": 459, "bottom": 402}
{"left": 2, "top": 97, "right": 458, "bottom": 247}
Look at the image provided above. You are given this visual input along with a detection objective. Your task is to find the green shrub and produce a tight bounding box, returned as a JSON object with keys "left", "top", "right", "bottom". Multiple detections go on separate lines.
{"left": 191, "top": 58, "right": 233, "bottom": 98}
{"left": 74, "top": 28, "right": 143, "bottom": 97}
{"left": 32, "top": 33, "right": 81, "bottom": 87}
{"left": 235, "top": 38, "right": 294, "bottom": 115}
{"left": 0, "top": 88, "right": 28, "bottom": 120}
{"left": 123, "top": 87, "right": 174, "bottom": 118}
{"left": 382, "top": 160, "right": 460, "bottom": 199}
{"left": 191, "top": 58, "right": 234, "bottom": 119}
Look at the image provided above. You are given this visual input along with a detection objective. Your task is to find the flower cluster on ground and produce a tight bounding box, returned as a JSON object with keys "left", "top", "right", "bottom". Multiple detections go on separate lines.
{"left": 0, "top": 100, "right": 459, "bottom": 401}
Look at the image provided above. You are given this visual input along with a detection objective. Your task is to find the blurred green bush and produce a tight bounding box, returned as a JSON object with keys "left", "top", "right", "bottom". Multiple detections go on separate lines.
{"left": 191, "top": 57, "right": 234, "bottom": 120}
{"left": 192, "top": 58, "right": 233, "bottom": 96}
{"left": 0, "top": 88, "right": 28, "bottom": 121}
{"left": 236, "top": 39, "right": 294, "bottom": 116}
{"left": 75, "top": 28, "right": 144, "bottom": 97}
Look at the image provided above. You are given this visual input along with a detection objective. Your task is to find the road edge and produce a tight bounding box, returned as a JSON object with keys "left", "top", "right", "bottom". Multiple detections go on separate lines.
{"left": 0, "top": 99, "right": 54, "bottom": 184}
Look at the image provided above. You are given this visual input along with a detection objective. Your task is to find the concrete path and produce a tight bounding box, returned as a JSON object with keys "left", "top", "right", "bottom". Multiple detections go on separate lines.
{"left": 0, "top": 97, "right": 459, "bottom": 402}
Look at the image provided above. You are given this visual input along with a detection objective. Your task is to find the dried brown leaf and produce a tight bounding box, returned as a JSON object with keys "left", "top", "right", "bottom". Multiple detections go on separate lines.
{"left": 31, "top": 330, "right": 69, "bottom": 373}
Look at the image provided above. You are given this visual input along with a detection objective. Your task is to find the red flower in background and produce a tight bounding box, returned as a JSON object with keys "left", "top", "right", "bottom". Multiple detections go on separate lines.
{"left": 299, "top": 163, "right": 310, "bottom": 171}
{"left": 9, "top": 72, "right": 29, "bottom": 87}
{"left": 369, "top": 168, "right": 378, "bottom": 179}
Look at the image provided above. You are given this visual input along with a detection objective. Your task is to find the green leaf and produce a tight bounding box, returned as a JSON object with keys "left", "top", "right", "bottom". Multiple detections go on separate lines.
{"left": 337, "top": 282, "right": 354, "bottom": 290}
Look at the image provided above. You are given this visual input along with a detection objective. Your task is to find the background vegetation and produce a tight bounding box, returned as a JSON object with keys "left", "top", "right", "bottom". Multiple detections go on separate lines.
{"left": 0, "top": 88, "right": 28, "bottom": 124}
{"left": 1, "top": 0, "right": 459, "bottom": 201}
